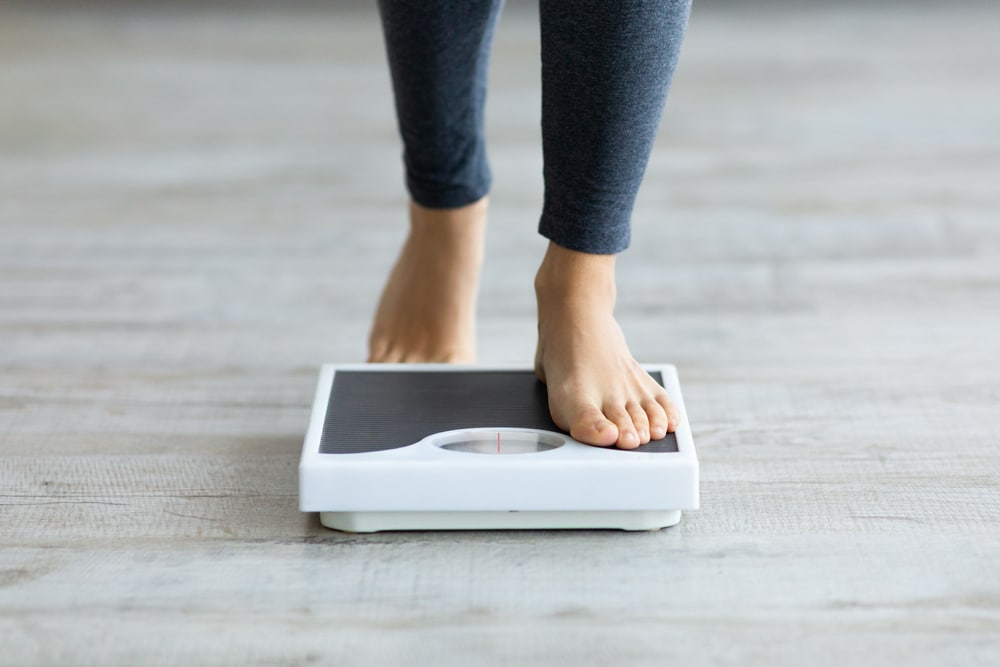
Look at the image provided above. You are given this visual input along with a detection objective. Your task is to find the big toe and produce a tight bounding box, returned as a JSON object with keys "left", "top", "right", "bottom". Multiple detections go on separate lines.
{"left": 564, "top": 405, "right": 620, "bottom": 447}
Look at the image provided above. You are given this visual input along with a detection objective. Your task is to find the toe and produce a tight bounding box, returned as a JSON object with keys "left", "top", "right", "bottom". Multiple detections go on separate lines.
{"left": 642, "top": 397, "right": 669, "bottom": 440}
{"left": 380, "top": 345, "right": 405, "bottom": 363}
{"left": 400, "top": 348, "right": 426, "bottom": 363}
{"left": 655, "top": 391, "right": 680, "bottom": 432}
{"left": 566, "top": 404, "right": 619, "bottom": 447}
{"left": 367, "top": 336, "right": 388, "bottom": 363}
{"left": 605, "top": 403, "right": 640, "bottom": 449}
{"left": 625, "top": 401, "right": 651, "bottom": 444}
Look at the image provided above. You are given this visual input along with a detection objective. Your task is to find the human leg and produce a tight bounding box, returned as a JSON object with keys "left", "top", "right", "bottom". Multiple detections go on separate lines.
{"left": 369, "top": 0, "right": 504, "bottom": 363}
{"left": 534, "top": 0, "right": 691, "bottom": 447}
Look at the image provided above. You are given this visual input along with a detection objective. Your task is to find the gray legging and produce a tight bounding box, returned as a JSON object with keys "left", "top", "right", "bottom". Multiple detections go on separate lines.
{"left": 378, "top": 0, "right": 691, "bottom": 255}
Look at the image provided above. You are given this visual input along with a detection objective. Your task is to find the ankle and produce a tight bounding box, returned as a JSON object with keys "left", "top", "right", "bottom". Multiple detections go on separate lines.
{"left": 404, "top": 199, "right": 488, "bottom": 268}
{"left": 410, "top": 198, "right": 487, "bottom": 235}
{"left": 535, "top": 242, "right": 617, "bottom": 305}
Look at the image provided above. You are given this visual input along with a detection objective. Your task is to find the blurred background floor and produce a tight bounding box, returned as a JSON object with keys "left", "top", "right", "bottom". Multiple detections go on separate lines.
{"left": 1, "top": 1, "right": 998, "bottom": 665}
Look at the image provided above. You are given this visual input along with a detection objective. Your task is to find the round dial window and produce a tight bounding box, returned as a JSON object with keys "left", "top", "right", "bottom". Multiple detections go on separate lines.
{"left": 437, "top": 429, "right": 565, "bottom": 455}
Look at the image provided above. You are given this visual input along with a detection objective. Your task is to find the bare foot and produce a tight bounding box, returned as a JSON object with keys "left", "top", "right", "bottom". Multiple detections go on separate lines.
{"left": 534, "top": 242, "right": 681, "bottom": 449}
{"left": 367, "top": 199, "right": 487, "bottom": 363}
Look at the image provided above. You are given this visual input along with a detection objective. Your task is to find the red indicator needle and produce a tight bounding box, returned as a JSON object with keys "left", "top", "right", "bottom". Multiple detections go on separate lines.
{"left": 497, "top": 431, "right": 501, "bottom": 453}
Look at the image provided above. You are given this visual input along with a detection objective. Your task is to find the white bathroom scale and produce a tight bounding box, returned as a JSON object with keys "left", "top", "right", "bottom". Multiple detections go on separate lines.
{"left": 299, "top": 364, "right": 698, "bottom": 532}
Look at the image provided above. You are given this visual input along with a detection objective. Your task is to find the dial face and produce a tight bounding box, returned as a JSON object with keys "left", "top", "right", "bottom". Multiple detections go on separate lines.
{"left": 437, "top": 429, "right": 565, "bottom": 455}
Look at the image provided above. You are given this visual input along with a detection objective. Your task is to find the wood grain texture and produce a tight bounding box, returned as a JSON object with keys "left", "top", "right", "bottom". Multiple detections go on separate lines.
{"left": 1, "top": 1, "right": 999, "bottom": 665}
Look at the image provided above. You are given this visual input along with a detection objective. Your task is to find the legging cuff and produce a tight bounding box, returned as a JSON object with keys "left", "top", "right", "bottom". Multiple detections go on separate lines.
{"left": 406, "top": 170, "right": 491, "bottom": 210}
{"left": 538, "top": 199, "right": 632, "bottom": 255}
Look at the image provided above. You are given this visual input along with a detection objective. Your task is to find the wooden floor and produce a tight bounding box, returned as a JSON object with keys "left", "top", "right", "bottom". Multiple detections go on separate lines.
{"left": 2, "top": 2, "right": 999, "bottom": 664}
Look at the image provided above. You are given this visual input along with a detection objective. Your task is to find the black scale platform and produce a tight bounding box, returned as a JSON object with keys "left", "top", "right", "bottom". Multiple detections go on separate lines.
{"left": 319, "top": 370, "right": 679, "bottom": 455}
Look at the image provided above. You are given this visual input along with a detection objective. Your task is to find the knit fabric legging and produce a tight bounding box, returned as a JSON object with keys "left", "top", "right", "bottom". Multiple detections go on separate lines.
{"left": 377, "top": 0, "right": 691, "bottom": 254}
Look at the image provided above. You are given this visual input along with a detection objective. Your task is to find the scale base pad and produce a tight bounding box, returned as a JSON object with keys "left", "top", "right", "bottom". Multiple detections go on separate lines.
{"left": 320, "top": 509, "right": 682, "bottom": 533}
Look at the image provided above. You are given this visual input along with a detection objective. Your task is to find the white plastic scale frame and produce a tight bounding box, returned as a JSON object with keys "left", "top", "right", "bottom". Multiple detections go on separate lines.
{"left": 299, "top": 364, "right": 699, "bottom": 532}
